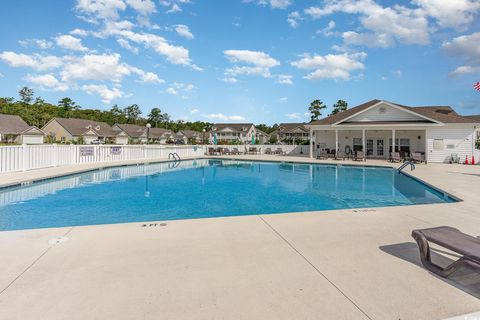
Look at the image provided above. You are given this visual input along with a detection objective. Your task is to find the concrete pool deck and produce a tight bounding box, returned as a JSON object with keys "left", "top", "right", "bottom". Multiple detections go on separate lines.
{"left": 0, "top": 155, "right": 479, "bottom": 319}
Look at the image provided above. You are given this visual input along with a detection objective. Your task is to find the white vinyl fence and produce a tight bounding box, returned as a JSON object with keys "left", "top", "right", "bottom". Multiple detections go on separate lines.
{"left": 0, "top": 143, "right": 309, "bottom": 174}
{"left": 0, "top": 144, "right": 205, "bottom": 173}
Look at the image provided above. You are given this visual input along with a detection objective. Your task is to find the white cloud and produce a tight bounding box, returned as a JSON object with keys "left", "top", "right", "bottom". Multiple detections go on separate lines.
{"left": 223, "top": 49, "right": 280, "bottom": 79}
{"left": 55, "top": 35, "right": 89, "bottom": 52}
{"left": 412, "top": 0, "right": 480, "bottom": 30}
{"left": 117, "top": 38, "right": 139, "bottom": 53}
{"left": 305, "top": 0, "right": 430, "bottom": 48}
{"left": 317, "top": 21, "right": 336, "bottom": 36}
{"left": 222, "top": 77, "right": 239, "bottom": 83}
{"left": 291, "top": 52, "right": 367, "bottom": 80}
{"left": 174, "top": 24, "right": 194, "bottom": 39}
{"left": 60, "top": 53, "right": 132, "bottom": 83}
{"left": 24, "top": 74, "right": 69, "bottom": 91}
{"left": 165, "top": 82, "right": 194, "bottom": 96}
{"left": 393, "top": 69, "right": 402, "bottom": 78}
{"left": 279, "top": 97, "right": 288, "bottom": 103}
{"left": 204, "top": 113, "right": 246, "bottom": 121}
{"left": 449, "top": 66, "right": 480, "bottom": 77}
{"left": 284, "top": 113, "right": 303, "bottom": 120}
{"left": 81, "top": 84, "right": 125, "bottom": 104}
{"left": 75, "top": 0, "right": 127, "bottom": 21}
{"left": 160, "top": 0, "right": 191, "bottom": 13}
{"left": 70, "top": 28, "right": 88, "bottom": 36}
{"left": 287, "top": 11, "right": 302, "bottom": 28}
{"left": 244, "top": 0, "right": 292, "bottom": 9}
{"left": 0, "top": 51, "right": 63, "bottom": 71}
{"left": 125, "top": 0, "right": 156, "bottom": 15}
{"left": 276, "top": 74, "right": 293, "bottom": 85}
{"left": 443, "top": 32, "right": 480, "bottom": 76}
{"left": 19, "top": 39, "right": 53, "bottom": 49}
{"left": 190, "top": 108, "right": 199, "bottom": 114}
{"left": 138, "top": 71, "right": 164, "bottom": 84}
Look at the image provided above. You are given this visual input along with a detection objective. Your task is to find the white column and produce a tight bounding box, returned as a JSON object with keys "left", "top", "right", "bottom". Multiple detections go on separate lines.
{"left": 424, "top": 129, "right": 428, "bottom": 164}
{"left": 53, "top": 144, "right": 58, "bottom": 167}
{"left": 362, "top": 129, "right": 365, "bottom": 160}
{"left": 309, "top": 128, "right": 313, "bottom": 158}
{"left": 335, "top": 130, "right": 338, "bottom": 153}
{"left": 392, "top": 129, "right": 396, "bottom": 155}
{"left": 22, "top": 144, "right": 27, "bottom": 171}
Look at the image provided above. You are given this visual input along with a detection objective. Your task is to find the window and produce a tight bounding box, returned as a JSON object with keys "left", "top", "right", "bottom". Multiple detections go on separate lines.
{"left": 353, "top": 138, "right": 363, "bottom": 152}
{"left": 433, "top": 139, "right": 444, "bottom": 150}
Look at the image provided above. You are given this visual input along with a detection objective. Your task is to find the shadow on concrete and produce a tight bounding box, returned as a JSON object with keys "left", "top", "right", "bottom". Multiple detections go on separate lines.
{"left": 379, "top": 242, "right": 480, "bottom": 299}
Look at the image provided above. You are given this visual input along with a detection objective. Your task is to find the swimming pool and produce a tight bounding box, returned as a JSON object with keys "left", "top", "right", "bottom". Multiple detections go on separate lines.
{"left": 0, "top": 159, "right": 455, "bottom": 231}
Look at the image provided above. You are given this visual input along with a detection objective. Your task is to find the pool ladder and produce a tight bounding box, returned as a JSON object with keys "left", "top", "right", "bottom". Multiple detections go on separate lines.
{"left": 397, "top": 160, "right": 415, "bottom": 173}
{"left": 168, "top": 152, "right": 181, "bottom": 161}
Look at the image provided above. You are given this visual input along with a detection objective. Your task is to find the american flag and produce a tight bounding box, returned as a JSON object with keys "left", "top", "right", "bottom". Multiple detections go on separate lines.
{"left": 474, "top": 82, "right": 480, "bottom": 91}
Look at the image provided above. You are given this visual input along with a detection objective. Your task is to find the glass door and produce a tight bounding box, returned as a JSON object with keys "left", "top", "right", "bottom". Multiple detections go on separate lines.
{"left": 376, "top": 139, "right": 384, "bottom": 156}
{"left": 366, "top": 139, "right": 373, "bottom": 156}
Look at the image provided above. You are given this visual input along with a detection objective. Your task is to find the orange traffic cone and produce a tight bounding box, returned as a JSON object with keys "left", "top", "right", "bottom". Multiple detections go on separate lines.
{"left": 465, "top": 155, "right": 469, "bottom": 165}
{"left": 472, "top": 156, "right": 475, "bottom": 165}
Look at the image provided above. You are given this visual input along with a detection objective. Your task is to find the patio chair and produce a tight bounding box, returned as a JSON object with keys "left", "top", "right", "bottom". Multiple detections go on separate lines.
{"left": 265, "top": 147, "right": 272, "bottom": 155}
{"left": 316, "top": 150, "right": 328, "bottom": 159}
{"left": 390, "top": 152, "right": 402, "bottom": 163}
{"left": 335, "top": 150, "right": 346, "bottom": 160}
{"left": 216, "top": 147, "right": 224, "bottom": 155}
{"left": 274, "top": 147, "right": 286, "bottom": 155}
{"left": 231, "top": 147, "right": 241, "bottom": 155}
{"left": 207, "top": 147, "right": 216, "bottom": 155}
{"left": 411, "top": 152, "right": 425, "bottom": 164}
{"left": 411, "top": 226, "right": 480, "bottom": 277}
{"left": 353, "top": 151, "right": 365, "bottom": 161}
{"left": 223, "top": 148, "right": 231, "bottom": 155}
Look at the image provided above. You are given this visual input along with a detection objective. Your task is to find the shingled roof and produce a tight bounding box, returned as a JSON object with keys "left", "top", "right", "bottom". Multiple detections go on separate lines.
{"left": 113, "top": 123, "right": 147, "bottom": 138}
{"left": 0, "top": 114, "right": 44, "bottom": 135}
{"left": 309, "top": 99, "right": 477, "bottom": 125}
{"left": 277, "top": 123, "right": 308, "bottom": 132}
{"left": 52, "top": 118, "right": 119, "bottom": 137}
{"left": 212, "top": 123, "right": 254, "bottom": 131}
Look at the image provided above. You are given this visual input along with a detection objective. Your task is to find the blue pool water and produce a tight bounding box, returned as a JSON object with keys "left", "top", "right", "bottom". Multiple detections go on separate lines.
{"left": 0, "top": 159, "right": 455, "bottom": 231}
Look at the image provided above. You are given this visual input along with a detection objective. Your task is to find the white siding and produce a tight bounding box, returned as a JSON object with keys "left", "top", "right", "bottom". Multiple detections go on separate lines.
{"left": 347, "top": 104, "right": 427, "bottom": 122}
{"left": 426, "top": 125, "right": 476, "bottom": 163}
{"left": 21, "top": 135, "right": 44, "bottom": 144}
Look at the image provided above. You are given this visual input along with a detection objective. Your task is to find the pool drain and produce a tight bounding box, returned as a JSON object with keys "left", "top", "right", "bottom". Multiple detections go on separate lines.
{"left": 48, "top": 236, "right": 69, "bottom": 245}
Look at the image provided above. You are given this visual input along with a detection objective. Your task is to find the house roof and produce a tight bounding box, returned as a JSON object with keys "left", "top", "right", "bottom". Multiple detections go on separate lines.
{"left": 462, "top": 115, "right": 480, "bottom": 123}
{"left": 0, "top": 114, "right": 44, "bottom": 135}
{"left": 148, "top": 128, "right": 174, "bottom": 139}
{"left": 277, "top": 123, "right": 308, "bottom": 132}
{"left": 179, "top": 130, "right": 202, "bottom": 138}
{"left": 114, "top": 123, "right": 147, "bottom": 138}
{"left": 309, "top": 99, "right": 477, "bottom": 126}
{"left": 52, "top": 118, "right": 119, "bottom": 137}
{"left": 212, "top": 123, "right": 254, "bottom": 132}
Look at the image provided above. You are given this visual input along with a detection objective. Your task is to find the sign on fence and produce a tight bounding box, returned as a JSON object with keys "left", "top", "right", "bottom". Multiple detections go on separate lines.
{"left": 79, "top": 146, "right": 94, "bottom": 157}
{"left": 110, "top": 146, "right": 122, "bottom": 155}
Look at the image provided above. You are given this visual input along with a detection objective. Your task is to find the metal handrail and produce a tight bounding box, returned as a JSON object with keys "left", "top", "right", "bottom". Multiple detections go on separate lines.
{"left": 168, "top": 152, "right": 181, "bottom": 161}
{"left": 398, "top": 160, "right": 415, "bottom": 173}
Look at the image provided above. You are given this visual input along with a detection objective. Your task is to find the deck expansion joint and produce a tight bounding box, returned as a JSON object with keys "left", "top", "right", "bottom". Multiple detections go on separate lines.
{"left": 257, "top": 215, "right": 373, "bottom": 320}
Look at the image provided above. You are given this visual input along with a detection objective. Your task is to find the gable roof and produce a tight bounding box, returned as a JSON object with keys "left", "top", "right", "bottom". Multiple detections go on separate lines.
{"left": 212, "top": 123, "right": 254, "bottom": 132}
{"left": 113, "top": 123, "right": 147, "bottom": 138}
{"left": 309, "top": 99, "right": 476, "bottom": 126}
{"left": 51, "top": 118, "right": 119, "bottom": 137}
{"left": 277, "top": 123, "right": 308, "bottom": 132}
{"left": 179, "top": 130, "right": 202, "bottom": 138}
{"left": 149, "top": 127, "right": 174, "bottom": 139}
{"left": 0, "top": 114, "right": 43, "bottom": 135}
{"left": 463, "top": 115, "right": 480, "bottom": 123}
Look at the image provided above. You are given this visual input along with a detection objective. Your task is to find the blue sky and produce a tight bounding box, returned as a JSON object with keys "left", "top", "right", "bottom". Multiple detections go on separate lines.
{"left": 0, "top": 0, "right": 479, "bottom": 124}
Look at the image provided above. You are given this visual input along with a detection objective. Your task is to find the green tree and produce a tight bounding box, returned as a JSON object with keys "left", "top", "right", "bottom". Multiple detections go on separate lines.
{"left": 148, "top": 107, "right": 169, "bottom": 127}
{"left": 58, "top": 97, "right": 79, "bottom": 111}
{"left": 331, "top": 99, "right": 348, "bottom": 115}
{"left": 19, "top": 87, "right": 34, "bottom": 104}
{"left": 308, "top": 99, "right": 326, "bottom": 121}
{"left": 124, "top": 104, "right": 142, "bottom": 124}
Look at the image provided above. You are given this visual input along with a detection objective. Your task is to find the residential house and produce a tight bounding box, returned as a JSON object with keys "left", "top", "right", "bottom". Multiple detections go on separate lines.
{"left": 43, "top": 118, "right": 128, "bottom": 144}
{"left": 0, "top": 114, "right": 45, "bottom": 144}
{"left": 176, "top": 130, "right": 203, "bottom": 144}
{"left": 271, "top": 123, "right": 309, "bottom": 144}
{"left": 306, "top": 99, "right": 480, "bottom": 163}
{"left": 113, "top": 123, "right": 175, "bottom": 144}
{"left": 210, "top": 123, "right": 268, "bottom": 144}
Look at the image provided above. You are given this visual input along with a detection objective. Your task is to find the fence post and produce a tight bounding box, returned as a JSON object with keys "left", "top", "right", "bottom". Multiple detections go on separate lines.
{"left": 53, "top": 144, "right": 58, "bottom": 167}
{"left": 71, "top": 144, "right": 76, "bottom": 164}
{"left": 22, "top": 144, "right": 27, "bottom": 171}
{"left": 144, "top": 145, "right": 148, "bottom": 160}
